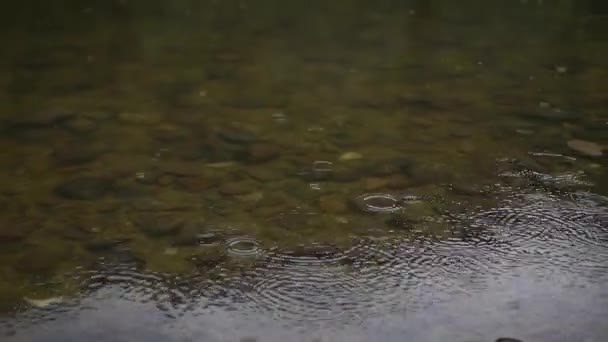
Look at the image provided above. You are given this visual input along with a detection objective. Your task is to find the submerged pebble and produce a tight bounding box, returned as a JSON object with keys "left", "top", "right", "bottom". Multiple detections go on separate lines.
{"left": 567, "top": 139, "right": 603, "bottom": 157}
{"left": 54, "top": 176, "right": 113, "bottom": 200}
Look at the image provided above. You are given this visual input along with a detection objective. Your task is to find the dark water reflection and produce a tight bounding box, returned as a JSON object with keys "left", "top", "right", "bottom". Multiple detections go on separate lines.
{"left": 1, "top": 1, "right": 608, "bottom": 341}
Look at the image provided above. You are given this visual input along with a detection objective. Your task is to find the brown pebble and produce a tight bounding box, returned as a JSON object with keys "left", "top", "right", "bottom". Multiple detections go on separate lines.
{"left": 219, "top": 180, "right": 256, "bottom": 195}
{"left": 248, "top": 143, "right": 280, "bottom": 162}
{"left": 364, "top": 177, "right": 389, "bottom": 191}
{"left": 319, "top": 195, "right": 348, "bottom": 214}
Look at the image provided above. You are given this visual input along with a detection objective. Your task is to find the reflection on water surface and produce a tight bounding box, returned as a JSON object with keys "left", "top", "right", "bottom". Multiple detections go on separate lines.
{"left": 0, "top": 1, "right": 607, "bottom": 341}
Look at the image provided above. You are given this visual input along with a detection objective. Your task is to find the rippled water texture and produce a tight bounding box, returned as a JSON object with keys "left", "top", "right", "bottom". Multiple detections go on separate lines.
{"left": 1, "top": 1, "right": 608, "bottom": 341}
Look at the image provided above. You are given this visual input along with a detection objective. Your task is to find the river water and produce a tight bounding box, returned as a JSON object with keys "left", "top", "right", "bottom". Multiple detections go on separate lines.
{"left": 0, "top": 1, "right": 607, "bottom": 341}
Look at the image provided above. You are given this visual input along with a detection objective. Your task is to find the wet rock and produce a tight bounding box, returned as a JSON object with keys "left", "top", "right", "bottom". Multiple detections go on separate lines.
{"left": 63, "top": 117, "right": 97, "bottom": 134}
{"left": 309, "top": 160, "right": 334, "bottom": 181}
{"left": 172, "top": 219, "right": 221, "bottom": 246}
{"left": 364, "top": 177, "right": 389, "bottom": 191}
{"left": 339, "top": 151, "right": 363, "bottom": 161}
{"left": 332, "top": 165, "right": 362, "bottom": 182}
{"left": 190, "top": 250, "right": 228, "bottom": 269}
{"left": 283, "top": 244, "right": 342, "bottom": 258}
{"left": 53, "top": 144, "right": 106, "bottom": 166}
{"left": 386, "top": 175, "right": 409, "bottom": 189}
{"left": 54, "top": 176, "right": 113, "bottom": 200}
{"left": 0, "top": 221, "right": 36, "bottom": 243}
{"left": 158, "top": 161, "right": 204, "bottom": 177}
{"left": 247, "top": 166, "right": 285, "bottom": 182}
{"left": 409, "top": 164, "right": 453, "bottom": 185}
{"left": 219, "top": 180, "right": 257, "bottom": 196}
{"left": 84, "top": 238, "right": 130, "bottom": 252}
{"left": 175, "top": 177, "right": 216, "bottom": 193}
{"left": 275, "top": 211, "right": 321, "bottom": 230}
{"left": 9, "top": 110, "right": 75, "bottom": 127}
{"left": 150, "top": 124, "right": 190, "bottom": 142}
{"left": 363, "top": 158, "right": 415, "bottom": 177}
{"left": 133, "top": 214, "right": 184, "bottom": 237}
{"left": 218, "top": 127, "right": 257, "bottom": 144}
{"left": 567, "top": 139, "right": 603, "bottom": 157}
{"left": 495, "top": 338, "right": 523, "bottom": 342}
{"left": 134, "top": 170, "right": 163, "bottom": 185}
{"left": 131, "top": 198, "right": 193, "bottom": 212}
{"left": 118, "top": 112, "right": 162, "bottom": 125}
{"left": 319, "top": 195, "right": 348, "bottom": 214}
{"left": 246, "top": 143, "right": 280, "bottom": 162}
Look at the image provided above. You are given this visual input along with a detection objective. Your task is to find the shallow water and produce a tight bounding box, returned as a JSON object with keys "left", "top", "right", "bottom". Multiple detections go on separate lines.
{"left": 1, "top": 1, "right": 607, "bottom": 341}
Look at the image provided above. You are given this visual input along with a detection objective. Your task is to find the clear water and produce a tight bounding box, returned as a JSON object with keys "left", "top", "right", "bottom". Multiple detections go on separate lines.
{"left": 0, "top": 1, "right": 607, "bottom": 341}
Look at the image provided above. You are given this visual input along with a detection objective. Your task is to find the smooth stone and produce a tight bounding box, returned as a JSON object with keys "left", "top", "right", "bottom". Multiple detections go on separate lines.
{"left": 158, "top": 161, "right": 204, "bottom": 177}
{"left": 247, "top": 167, "right": 284, "bottom": 182}
{"left": 175, "top": 177, "right": 215, "bottom": 192}
{"left": 219, "top": 180, "right": 257, "bottom": 196}
{"left": 364, "top": 158, "right": 415, "bottom": 177}
{"left": 63, "top": 117, "right": 97, "bottom": 133}
{"left": 218, "top": 127, "right": 257, "bottom": 144}
{"left": 190, "top": 251, "right": 227, "bottom": 269}
{"left": 339, "top": 151, "right": 363, "bottom": 161}
{"left": 118, "top": 112, "right": 162, "bottom": 125}
{"left": 567, "top": 139, "right": 603, "bottom": 157}
{"left": 318, "top": 195, "right": 348, "bottom": 214}
{"left": 364, "top": 177, "right": 389, "bottom": 191}
{"left": 131, "top": 199, "right": 193, "bottom": 212}
{"left": 150, "top": 124, "right": 190, "bottom": 142}
{"left": 84, "top": 238, "right": 129, "bottom": 252}
{"left": 247, "top": 143, "right": 280, "bottom": 162}
{"left": 274, "top": 212, "right": 321, "bottom": 230}
{"left": 172, "top": 219, "right": 219, "bottom": 246}
{"left": 9, "top": 110, "right": 75, "bottom": 127}
{"left": 386, "top": 174, "right": 410, "bottom": 189}
{"left": 24, "top": 296, "right": 64, "bottom": 308}
{"left": 53, "top": 145, "right": 106, "bottom": 166}
{"left": 0, "top": 222, "right": 36, "bottom": 243}
{"left": 54, "top": 176, "right": 113, "bottom": 200}
{"left": 133, "top": 214, "right": 184, "bottom": 237}
{"left": 134, "top": 170, "right": 163, "bottom": 185}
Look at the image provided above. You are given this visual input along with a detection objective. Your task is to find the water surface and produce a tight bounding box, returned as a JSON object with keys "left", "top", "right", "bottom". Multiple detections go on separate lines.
{"left": 1, "top": 1, "right": 607, "bottom": 341}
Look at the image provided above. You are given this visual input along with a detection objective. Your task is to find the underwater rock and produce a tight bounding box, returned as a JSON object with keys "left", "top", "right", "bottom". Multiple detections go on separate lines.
{"left": 8, "top": 110, "right": 75, "bottom": 127}
{"left": 54, "top": 176, "right": 113, "bottom": 200}
{"left": 318, "top": 195, "right": 348, "bottom": 214}
{"left": 567, "top": 139, "right": 603, "bottom": 157}
{"left": 52, "top": 144, "right": 106, "bottom": 166}
{"left": 495, "top": 338, "right": 523, "bottom": 342}
{"left": 118, "top": 112, "right": 162, "bottom": 125}
{"left": 133, "top": 214, "right": 184, "bottom": 237}
{"left": 339, "top": 151, "right": 363, "bottom": 161}
{"left": 0, "top": 221, "right": 36, "bottom": 242}
{"left": 218, "top": 127, "right": 257, "bottom": 144}
{"left": 219, "top": 180, "right": 257, "bottom": 196}
{"left": 246, "top": 143, "right": 280, "bottom": 162}
{"left": 63, "top": 117, "right": 97, "bottom": 134}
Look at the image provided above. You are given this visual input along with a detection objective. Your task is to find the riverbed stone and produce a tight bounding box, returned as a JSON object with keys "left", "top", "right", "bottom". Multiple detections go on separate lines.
{"left": 218, "top": 127, "right": 257, "bottom": 144}
{"left": 567, "top": 139, "right": 603, "bottom": 157}
{"left": 9, "top": 110, "right": 75, "bottom": 127}
{"left": 246, "top": 143, "right": 280, "bottom": 162}
{"left": 118, "top": 112, "right": 162, "bottom": 125}
{"left": 52, "top": 144, "right": 106, "bottom": 166}
{"left": 53, "top": 176, "right": 113, "bottom": 200}
{"left": 133, "top": 214, "right": 184, "bottom": 237}
{"left": 219, "top": 180, "right": 257, "bottom": 196}
{"left": 319, "top": 195, "right": 348, "bottom": 214}
{"left": 0, "top": 221, "right": 36, "bottom": 243}
{"left": 63, "top": 117, "right": 97, "bottom": 134}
